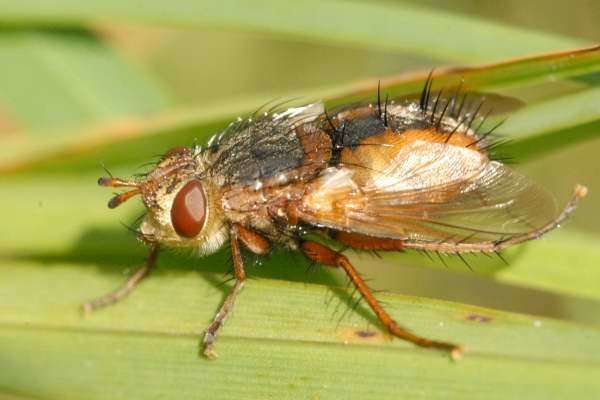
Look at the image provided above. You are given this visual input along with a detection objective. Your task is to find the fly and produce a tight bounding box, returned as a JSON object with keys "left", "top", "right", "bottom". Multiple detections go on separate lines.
{"left": 86, "top": 75, "right": 587, "bottom": 360}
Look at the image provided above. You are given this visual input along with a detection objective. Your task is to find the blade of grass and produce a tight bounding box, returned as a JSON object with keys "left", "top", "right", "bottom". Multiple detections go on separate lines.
{"left": 501, "top": 86, "right": 600, "bottom": 140}
{"left": 0, "top": 46, "right": 598, "bottom": 174}
{"left": 0, "top": 27, "right": 172, "bottom": 174}
{"left": 504, "top": 119, "right": 600, "bottom": 161}
{"left": 495, "top": 230, "right": 600, "bottom": 300}
{"left": 0, "top": 28, "right": 171, "bottom": 134}
{"left": 0, "top": 0, "right": 586, "bottom": 63}
{"left": 1, "top": 257, "right": 599, "bottom": 399}
{"left": 378, "top": 229, "right": 600, "bottom": 303}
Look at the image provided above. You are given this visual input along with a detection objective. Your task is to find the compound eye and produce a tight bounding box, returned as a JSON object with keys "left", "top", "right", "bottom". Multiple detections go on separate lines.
{"left": 171, "top": 180, "right": 206, "bottom": 238}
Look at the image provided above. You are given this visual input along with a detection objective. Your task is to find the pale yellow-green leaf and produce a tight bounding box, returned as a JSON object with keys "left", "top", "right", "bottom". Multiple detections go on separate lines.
{"left": 0, "top": 0, "right": 586, "bottom": 63}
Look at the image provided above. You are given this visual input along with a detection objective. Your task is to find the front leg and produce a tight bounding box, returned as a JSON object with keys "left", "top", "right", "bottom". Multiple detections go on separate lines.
{"left": 202, "top": 225, "right": 269, "bottom": 359}
{"left": 83, "top": 244, "right": 160, "bottom": 313}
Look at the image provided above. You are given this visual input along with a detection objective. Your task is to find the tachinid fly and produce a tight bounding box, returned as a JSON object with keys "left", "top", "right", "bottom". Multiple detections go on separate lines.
{"left": 88, "top": 75, "right": 587, "bottom": 360}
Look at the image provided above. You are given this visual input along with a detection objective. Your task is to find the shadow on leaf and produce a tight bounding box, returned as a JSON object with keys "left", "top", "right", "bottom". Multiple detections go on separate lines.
{"left": 15, "top": 224, "right": 382, "bottom": 327}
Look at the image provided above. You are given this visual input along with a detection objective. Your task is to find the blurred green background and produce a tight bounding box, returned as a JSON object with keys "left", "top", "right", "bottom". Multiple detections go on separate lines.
{"left": 2, "top": 0, "right": 598, "bottom": 317}
{"left": 0, "top": 0, "right": 600, "bottom": 399}
{"left": 0, "top": 1, "right": 599, "bottom": 397}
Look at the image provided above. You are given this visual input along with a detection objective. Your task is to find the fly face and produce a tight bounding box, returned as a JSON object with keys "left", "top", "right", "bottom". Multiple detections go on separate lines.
{"left": 99, "top": 145, "right": 228, "bottom": 255}
{"left": 90, "top": 76, "right": 587, "bottom": 360}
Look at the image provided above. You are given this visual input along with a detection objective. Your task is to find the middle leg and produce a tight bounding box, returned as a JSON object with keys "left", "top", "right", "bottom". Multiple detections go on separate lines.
{"left": 202, "top": 225, "right": 270, "bottom": 359}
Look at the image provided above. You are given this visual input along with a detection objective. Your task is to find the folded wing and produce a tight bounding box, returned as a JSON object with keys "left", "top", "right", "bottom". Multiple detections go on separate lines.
{"left": 298, "top": 138, "right": 560, "bottom": 248}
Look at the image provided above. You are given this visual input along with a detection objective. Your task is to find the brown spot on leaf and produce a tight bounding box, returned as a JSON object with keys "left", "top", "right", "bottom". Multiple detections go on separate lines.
{"left": 355, "top": 330, "right": 377, "bottom": 338}
{"left": 465, "top": 313, "right": 493, "bottom": 323}
{"left": 338, "top": 327, "right": 387, "bottom": 344}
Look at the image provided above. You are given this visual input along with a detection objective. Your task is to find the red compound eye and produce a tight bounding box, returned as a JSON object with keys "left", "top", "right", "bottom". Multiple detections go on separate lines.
{"left": 171, "top": 180, "right": 206, "bottom": 238}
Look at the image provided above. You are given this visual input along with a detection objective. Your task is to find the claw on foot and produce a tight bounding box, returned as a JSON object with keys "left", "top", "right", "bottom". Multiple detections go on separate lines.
{"left": 450, "top": 345, "right": 465, "bottom": 361}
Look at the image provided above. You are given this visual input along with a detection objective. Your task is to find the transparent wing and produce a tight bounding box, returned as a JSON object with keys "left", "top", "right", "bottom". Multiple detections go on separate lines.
{"left": 298, "top": 139, "right": 563, "bottom": 248}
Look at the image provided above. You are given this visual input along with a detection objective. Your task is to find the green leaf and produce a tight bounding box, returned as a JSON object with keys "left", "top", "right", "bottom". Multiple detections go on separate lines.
{"left": 502, "top": 88, "right": 600, "bottom": 159}
{"left": 377, "top": 229, "right": 600, "bottom": 303}
{"left": 0, "top": 29, "right": 170, "bottom": 132}
{"left": 494, "top": 230, "right": 600, "bottom": 301}
{"left": 1, "top": 46, "right": 598, "bottom": 174}
{"left": 0, "top": 0, "right": 586, "bottom": 63}
{"left": 2, "top": 256, "right": 600, "bottom": 399}
{"left": 0, "top": 28, "right": 171, "bottom": 168}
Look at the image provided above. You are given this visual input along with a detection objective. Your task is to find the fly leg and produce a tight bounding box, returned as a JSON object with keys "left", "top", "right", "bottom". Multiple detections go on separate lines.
{"left": 301, "top": 240, "right": 463, "bottom": 359}
{"left": 83, "top": 244, "right": 160, "bottom": 313}
{"left": 202, "top": 225, "right": 270, "bottom": 359}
